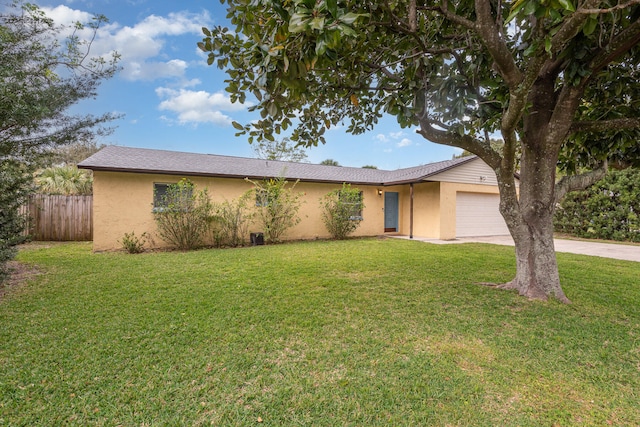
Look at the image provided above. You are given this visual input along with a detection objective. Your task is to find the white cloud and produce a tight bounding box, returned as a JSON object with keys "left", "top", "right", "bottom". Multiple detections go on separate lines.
{"left": 41, "top": 5, "right": 212, "bottom": 82}
{"left": 376, "top": 131, "right": 413, "bottom": 148}
{"left": 126, "top": 59, "right": 189, "bottom": 81}
{"left": 156, "top": 88, "right": 252, "bottom": 126}
{"left": 40, "top": 5, "right": 93, "bottom": 25}
{"left": 375, "top": 134, "right": 388, "bottom": 143}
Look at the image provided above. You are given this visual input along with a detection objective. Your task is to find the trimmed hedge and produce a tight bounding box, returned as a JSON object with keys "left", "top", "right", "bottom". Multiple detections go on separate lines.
{"left": 554, "top": 168, "right": 640, "bottom": 242}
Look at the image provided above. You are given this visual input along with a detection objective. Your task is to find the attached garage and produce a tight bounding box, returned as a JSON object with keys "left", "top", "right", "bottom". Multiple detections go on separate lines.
{"left": 455, "top": 192, "right": 510, "bottom": 237}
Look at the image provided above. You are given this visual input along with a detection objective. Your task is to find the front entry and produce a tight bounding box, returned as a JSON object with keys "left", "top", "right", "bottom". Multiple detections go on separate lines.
{"left": 384, "top": 192, "right": 399, "bottom": 232}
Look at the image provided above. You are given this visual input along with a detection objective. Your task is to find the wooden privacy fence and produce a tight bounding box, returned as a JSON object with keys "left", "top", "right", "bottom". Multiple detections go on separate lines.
{"left": 20, "top": 195, "right": 93, "bottom": 241}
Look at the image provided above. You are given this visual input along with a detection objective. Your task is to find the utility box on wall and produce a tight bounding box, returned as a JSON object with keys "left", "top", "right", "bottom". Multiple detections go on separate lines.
{"left": 250, "top": 232, "right": 264, "bottom": 246}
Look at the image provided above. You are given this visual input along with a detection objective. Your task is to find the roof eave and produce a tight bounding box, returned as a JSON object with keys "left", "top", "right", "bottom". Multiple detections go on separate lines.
{"left": 80, "top": 165, "right": 383, "bottom": 186}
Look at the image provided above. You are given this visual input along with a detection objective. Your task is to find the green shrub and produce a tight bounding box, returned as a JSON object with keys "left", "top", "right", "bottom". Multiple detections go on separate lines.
{"left": 153, "top": 179, "right": 213, "bottom": 250}
{"left": 0, "top": 161, "right": 30, "bottom": 282}
{"left": 211, "top": 190, "right": 255, "bottom": 247}
{"left": 555, "top": 168, "right": 640, "bottom": 242}
{"left": 247, "top": 176, "right": 303, "bottom": 244}
{"left": 119, "top": 231, "right": 150, "bottom": 254}
{"left": 320, "top": 183, "right": 365, "bottom": 239}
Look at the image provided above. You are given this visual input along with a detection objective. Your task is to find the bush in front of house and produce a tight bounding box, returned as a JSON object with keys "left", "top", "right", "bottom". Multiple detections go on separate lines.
{"left": 211, "top": 190, "right": 255, "bottom": 247}
{"left": 247, "top": 176, "right": 303, "bottom": 244}
{"left": 554, "top": 168, "right": 640, "bottom": 242}
{"left": 320, "top": 183, "right": 365, "bottom": 240}
{"left": 153, "top": 179, "right": 213, "bottom": 250}
{"left": 119, "top": 231, "right": 150, "bottom": 254}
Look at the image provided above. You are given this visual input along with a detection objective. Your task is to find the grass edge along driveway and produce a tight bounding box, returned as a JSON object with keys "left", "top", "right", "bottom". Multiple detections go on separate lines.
{"left": 1, "top": 239, "right": 639, "bottom": 426}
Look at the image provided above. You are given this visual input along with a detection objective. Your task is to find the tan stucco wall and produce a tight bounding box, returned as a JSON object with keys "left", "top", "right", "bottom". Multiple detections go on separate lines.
{"left": 92, "top": 171, "right": 386, "bottom": 251}
{"left": 92, "top": 170, "right": 506, "bottom": 251}
{"left": 393, "top": 182, "right": 441, "bottom": 238}
{"left": 387, "top": 181, "right": 502, "bottom": 240}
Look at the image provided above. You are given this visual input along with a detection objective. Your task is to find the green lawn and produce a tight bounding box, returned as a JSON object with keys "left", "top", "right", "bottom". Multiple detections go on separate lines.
{"left": 1, "top": 239, "right": 639, "bottom": 426}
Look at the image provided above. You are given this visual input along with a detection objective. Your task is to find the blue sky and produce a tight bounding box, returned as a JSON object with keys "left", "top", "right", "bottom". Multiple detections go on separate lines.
{"left": 33, "top": 0, "right": 462, "bottom": 169}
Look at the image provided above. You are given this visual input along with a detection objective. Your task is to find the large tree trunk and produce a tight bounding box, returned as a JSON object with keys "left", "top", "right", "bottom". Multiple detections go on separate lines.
{"left": 496, "top": 131, "right": 571, "bottom": 303}
{"left": 501, "top": 213, "right": 570, "bottom": 303}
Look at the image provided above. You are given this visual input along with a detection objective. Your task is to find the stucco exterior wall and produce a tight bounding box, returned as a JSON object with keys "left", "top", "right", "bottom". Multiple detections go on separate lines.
{"left": 92, "top": 171, "right": 385, "bottom": 251}
{"left": 394, "top": 182, "right": 441, "bottom": 238}
{"left": 91, "top": 162, "right": 509, "bottom": 251}
{"left": 387, "top": 181, "right": 502, "bottom": 240}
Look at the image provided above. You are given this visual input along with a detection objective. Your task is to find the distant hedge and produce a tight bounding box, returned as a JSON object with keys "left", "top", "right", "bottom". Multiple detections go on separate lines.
{"left": 554, "top": 168, "right": 640, "bottom": 242}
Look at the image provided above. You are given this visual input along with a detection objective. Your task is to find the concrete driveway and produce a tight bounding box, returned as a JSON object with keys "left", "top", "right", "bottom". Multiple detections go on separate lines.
{"left": 392, "top": 235, "right": 640, "bottom": 262}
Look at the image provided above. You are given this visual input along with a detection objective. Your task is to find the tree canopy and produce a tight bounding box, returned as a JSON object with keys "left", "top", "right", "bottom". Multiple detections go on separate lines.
{"left": 1, "top": 3, "right": 119, "bottom": 167}
{"left": 0, "top": 2, "right": 119, "bottom": 281}
{"left": 200, "top": 0, "right": 640, "bottom": 302}
{"left": 320, "top": 158, "right": 340, "bottom": 166}
{"left": 34, "top": 166, "right": 93, "bottom": 196}
{"left": 252, "top": 137, "right": 308, "bottom": 162}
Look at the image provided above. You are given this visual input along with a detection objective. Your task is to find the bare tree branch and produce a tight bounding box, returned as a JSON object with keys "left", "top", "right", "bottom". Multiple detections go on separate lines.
{"left": 571, "top": 117, "right": 640, "bottom": 133}
{"left": 577, "top": 0, "right": 640, "bottom": 14}
{"left": 438, "top": 0, "right": 475, "bottom": 30}
{"left": 555, "top": 160, "right": 608, "bottom": 203}
{"left": 473, "top": 0, "right": 522, "bottom": 89}
{"left": 549, "top": 0, "right": 602, "bottom": 55}
{"left": 587, "top": 18, "right": 640, "bottom": 74}
{"left": 416, "top": 115, "right": 502, "bottom": 168}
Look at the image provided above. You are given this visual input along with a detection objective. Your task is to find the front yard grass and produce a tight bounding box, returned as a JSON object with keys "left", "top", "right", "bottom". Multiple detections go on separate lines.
{"left": 1, "top": 239, "right": 639, "bottom": 426}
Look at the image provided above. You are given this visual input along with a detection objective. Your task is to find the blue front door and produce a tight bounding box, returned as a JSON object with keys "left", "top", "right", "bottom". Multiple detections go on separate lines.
{"left": 384, "top": 192, "right": 399, "bottom": 232}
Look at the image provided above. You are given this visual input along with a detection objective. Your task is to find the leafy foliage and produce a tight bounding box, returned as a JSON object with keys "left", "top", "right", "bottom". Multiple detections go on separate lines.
{"left": 0, "top": 2, "right": 118, "bottom": 281}
{"left": 1, "top": 3, "right": 120, "bottom": 166}
{"left": 152, "top": 179, "right": 213, "bottom": 250}
{"left": 320, "top": 183, "right": 364, "bottom": 240}
{"left": 0, "top": 161, "right": 30, "bottom": 281}
{"left": 555, "top": 168, "right": 640, "bottom": 242}
{"left": 211, "top": 190, "right": 255, "bottom": 247}
{"left": 320, "top": 159, "right": 340, "bottom": 166}
{"left": 252, "top": 137, "right": 308, "bottom": 162}
{"left": 119, "top": 231, "right": 150, "bottom": 254}
{"left": 247, "top": 176, "right": 303, "bottom": 243}
{"left": 34, "top": 166, "right": 93, "bottom": 195}
{"left": 200, "top": 0, "right": 639, "bottom": 159}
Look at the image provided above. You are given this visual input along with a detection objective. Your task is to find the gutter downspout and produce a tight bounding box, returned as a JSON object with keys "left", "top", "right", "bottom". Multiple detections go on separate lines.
{"left": 410, "top": 183, "right": 414, "bottom": 239}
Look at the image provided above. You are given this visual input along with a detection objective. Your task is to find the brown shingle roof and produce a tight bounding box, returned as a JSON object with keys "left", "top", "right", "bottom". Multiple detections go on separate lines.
{"left": 78, "top": 145, "right": 478, "bottom": 185}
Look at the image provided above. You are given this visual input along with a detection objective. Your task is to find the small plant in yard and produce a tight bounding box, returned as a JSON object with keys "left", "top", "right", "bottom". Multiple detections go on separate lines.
{"left": 320, "top": 183, "right": 365, "bottom": 239}
{"left": 153, "top": 179, "right": 213, "bottom": 250}
{"left": 119, "top": 231, "right": 150, "bottom": 254}
{"left": 247, "top": 175, "right": 303, "bottom": 243}
{"left": 211, "top": 190, "right": 255, "bottom": 247}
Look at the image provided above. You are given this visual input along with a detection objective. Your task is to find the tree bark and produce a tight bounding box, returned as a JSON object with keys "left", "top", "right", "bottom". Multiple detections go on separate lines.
{"left": 495, "top": 76, "right": 572, "bottom": 303}
{"left": 500, "top": 212, "right": 570, "bottom": 303}
{"left": 497, "top": 149, "right": 571, "bottom": 303}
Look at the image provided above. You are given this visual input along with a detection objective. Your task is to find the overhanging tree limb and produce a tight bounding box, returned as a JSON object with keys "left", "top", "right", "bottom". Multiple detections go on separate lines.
{"left": 571, "top": 118, "right": 640, "bottom": 133}
{"left": 555, "top": 160, "right": 608, "bottom": 203}
{"left": 473, "top": 0, "right": 522, "bottom": 89}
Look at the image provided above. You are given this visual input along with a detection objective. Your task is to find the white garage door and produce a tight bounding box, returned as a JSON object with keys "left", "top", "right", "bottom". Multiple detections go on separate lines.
{"left": 455, "top": 192, "right": 510, "bottom": 237}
